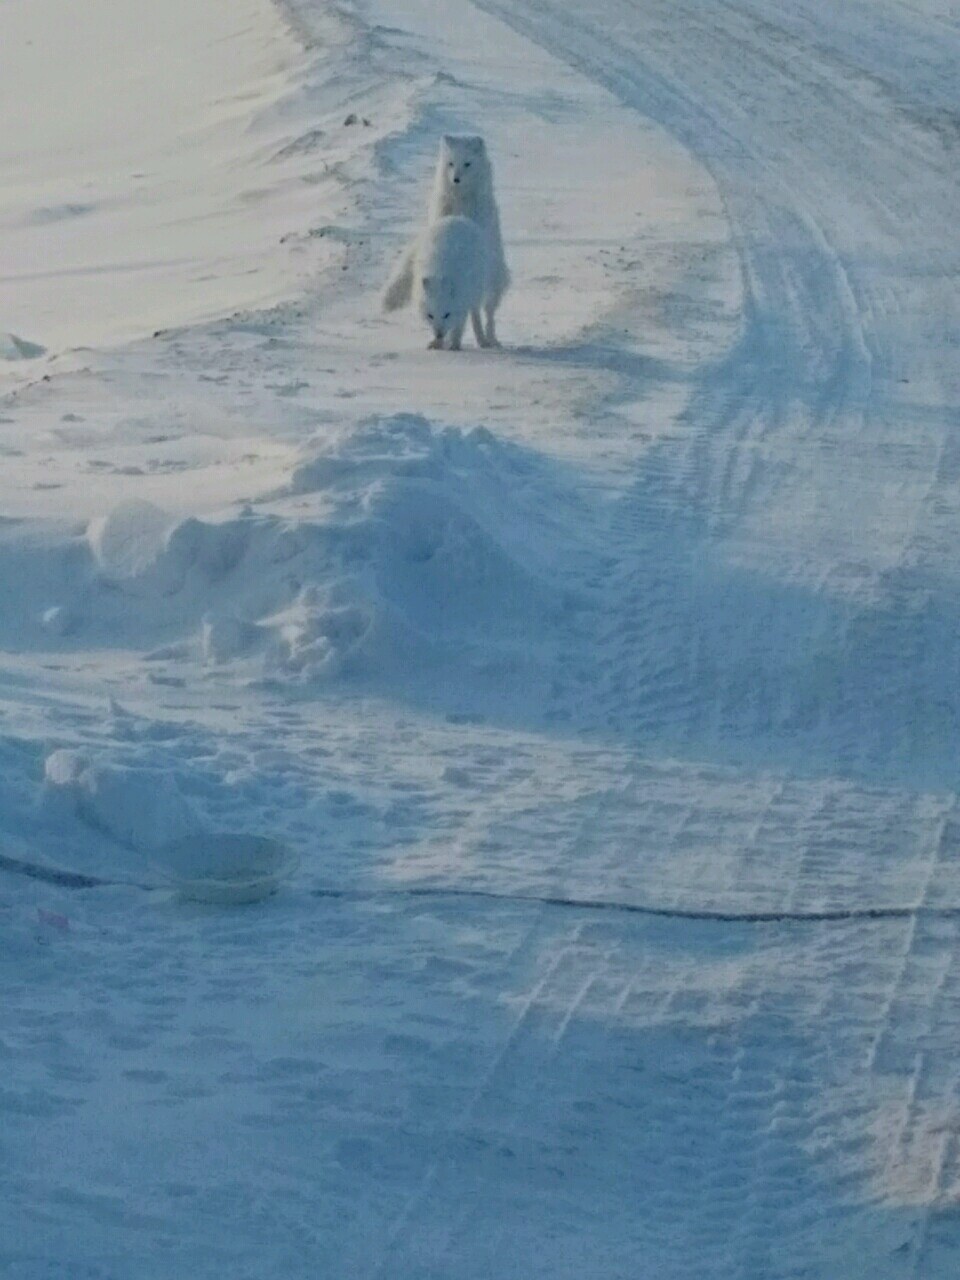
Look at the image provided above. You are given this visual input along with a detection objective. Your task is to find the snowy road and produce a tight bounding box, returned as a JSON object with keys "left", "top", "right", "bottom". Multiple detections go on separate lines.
{"left": 473, "top": 0, "right": 960, "bottom": 782}
{"left": 3, "top": 1, "right": 960, "bottom": 1276}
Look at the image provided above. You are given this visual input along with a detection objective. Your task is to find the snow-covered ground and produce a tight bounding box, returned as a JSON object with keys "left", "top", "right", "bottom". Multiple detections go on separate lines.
{"left": 0, "top": 0, "right": 317, "bottom": 358}
{"left": 2, "top": 0, "right": 960, "bottom": 1275}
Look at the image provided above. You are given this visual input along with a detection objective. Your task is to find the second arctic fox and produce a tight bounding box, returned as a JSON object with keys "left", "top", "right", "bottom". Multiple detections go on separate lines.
{"left": 383, "top": 134, "right": 509, "bottom": 346}
{"left": 414, "top": 216, "right": 489, "bottom": 350}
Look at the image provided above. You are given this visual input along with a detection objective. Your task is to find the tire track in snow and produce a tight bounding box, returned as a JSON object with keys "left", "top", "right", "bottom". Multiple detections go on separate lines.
{"left": 462, "top": 0, "right": 960, "bottom": 1271}
{"left": 473, "top": 0, "right": 960, "bottom": 779}
{"left": 366, "top": 920, "right": 590, "bottom": 1278}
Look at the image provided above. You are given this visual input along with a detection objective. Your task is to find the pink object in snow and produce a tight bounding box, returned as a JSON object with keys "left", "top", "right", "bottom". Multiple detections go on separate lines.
{"left": 37, "top": 908, "right": 70, "bottom": 932}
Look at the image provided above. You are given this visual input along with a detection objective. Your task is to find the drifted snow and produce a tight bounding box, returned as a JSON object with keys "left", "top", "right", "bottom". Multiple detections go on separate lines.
{"left": 43, "top": 749, "right": 203, "bottom": 853}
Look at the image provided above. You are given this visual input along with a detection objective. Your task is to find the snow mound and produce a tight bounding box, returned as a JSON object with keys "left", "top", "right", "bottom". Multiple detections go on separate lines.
{"left": 3, "top": 416, "right": 568, "bottom": 696}
{"left": 88, "top": 502, "right": 248, "bottom": 596}
{"left": 43, "top": 749, "right": 203, "bottom": 852}
{"left": 262, "top": 584, "right": 382, "bottom": 679}
{"left": 201, "top": 612, "right": 263, "bottom": 664}
{"left": 262, "top": 414, "right": 564, "bottom": 681}
{"left": 88, "top": 500, "right": 178, "bottom": 581}
{"left": 0, "top": 332, "right": 46, "bottom": 360}
{"left": 286, "top": 412, "right": 537, "bottom": 507}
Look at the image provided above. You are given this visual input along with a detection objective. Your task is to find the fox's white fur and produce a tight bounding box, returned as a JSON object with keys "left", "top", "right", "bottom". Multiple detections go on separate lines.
{"left": 414, "top": 216, "right": 490, "bottom": 350}
{"left": 382, "top": 134, "right": 509, "bottom": 347}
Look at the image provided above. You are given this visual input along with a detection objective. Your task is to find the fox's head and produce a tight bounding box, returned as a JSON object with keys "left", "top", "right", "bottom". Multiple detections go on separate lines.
{"left": 419, "top": 272, "right": 460, "bottom": 343}
{"left": 437, "top": 134, "right": 489, "bottom": 197}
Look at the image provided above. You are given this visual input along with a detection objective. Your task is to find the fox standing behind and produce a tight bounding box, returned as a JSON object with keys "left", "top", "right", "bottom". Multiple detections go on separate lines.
{"left": 383, "top": 134, "right": 510, "bottom": 348}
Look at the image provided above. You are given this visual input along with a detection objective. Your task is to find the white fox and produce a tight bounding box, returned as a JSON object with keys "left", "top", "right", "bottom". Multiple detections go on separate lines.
{"left": 414, "top": 216, "right": 489, "bottom": 350}
{"left": 383, "top": 134, "right": 509, "bottom": 347}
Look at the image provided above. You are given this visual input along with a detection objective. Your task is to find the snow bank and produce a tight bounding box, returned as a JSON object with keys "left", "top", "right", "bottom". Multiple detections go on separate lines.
{"left": 0, "top": 0, "right": 306, "bottom": 358}
{"left": 43, "top": 749, "right": 203, "bottom": 852}
{"left": 0, "top": 333, "right": 46, "bottom": 361}
{"left": 0, "top": 415, "right": 568, "bottom": 690}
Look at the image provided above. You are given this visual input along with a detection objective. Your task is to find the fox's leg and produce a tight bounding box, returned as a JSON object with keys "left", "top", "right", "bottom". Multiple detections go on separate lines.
{"left": 448, "top": 317, "right": 467, "bottom": 351}
{"left": 471, "top": 309, "right": 489, "bottom": 348}
{"left": 483, "top": 304, "right": 501, "bottom": 348}
{"left": 428, "top": 336, "right": 443, "bottom": 350}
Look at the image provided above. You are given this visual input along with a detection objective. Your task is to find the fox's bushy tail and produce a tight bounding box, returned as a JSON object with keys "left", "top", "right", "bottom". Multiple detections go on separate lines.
{"left": 382, "top": 241, "right": 416, "bottom": 312}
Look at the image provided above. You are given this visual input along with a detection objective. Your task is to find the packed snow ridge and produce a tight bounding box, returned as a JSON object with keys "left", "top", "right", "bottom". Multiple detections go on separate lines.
{"left": 5, "top": 414, "right": 569, "bottom": 683}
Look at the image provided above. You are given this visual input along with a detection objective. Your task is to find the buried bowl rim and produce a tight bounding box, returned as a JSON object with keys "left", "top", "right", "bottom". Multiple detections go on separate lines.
{"left": 151, "top": 832, "right": 298, "bottom": 886}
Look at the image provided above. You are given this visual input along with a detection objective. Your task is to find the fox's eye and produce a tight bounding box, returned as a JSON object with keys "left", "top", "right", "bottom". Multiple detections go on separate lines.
{"left": 448, "top": 163, "right": 454, "bottom": 169}
{"left": 464, "top": 162, "right": 471, "bottom": 169}
{"left": 427, "top": 313, "right": 434, "bottom": 320}
{"left": 443, "top": 312, "right": 451, "bottom": 320}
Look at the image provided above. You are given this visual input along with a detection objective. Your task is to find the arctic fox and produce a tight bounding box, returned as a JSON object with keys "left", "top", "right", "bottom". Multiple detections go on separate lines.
{"left": 414, "top": 216, "right": 489, "bottom": 350}
{"left": 383, "top": 134, "right": 509, "bottom": 346}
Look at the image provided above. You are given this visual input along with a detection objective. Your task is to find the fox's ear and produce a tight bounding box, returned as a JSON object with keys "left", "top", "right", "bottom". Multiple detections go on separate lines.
{"left": 470, "top": 136, "right": 485, "bottom": 150}
{"left": 441, "top": 134, "right": 455, "bottom": 146}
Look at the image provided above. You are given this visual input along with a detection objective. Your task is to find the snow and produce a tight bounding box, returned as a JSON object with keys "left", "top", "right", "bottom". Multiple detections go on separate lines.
{"left": 0, "top": 0, "right": 310, "bottom": 356}
{"left": 43, "top": 749, "right": 203, "bottom": 854}
{"left": 3, "top": 0, "right": 960, "bottom": 1276}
